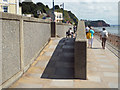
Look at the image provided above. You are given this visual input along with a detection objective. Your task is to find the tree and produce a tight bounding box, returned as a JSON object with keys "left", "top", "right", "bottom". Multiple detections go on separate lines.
{"left": 19, "top": 2, "right": 22, "bottom": 6}
{"left": 55, "top": 5, "right": 60, "bottom": 9}
{"left": 36, "top": 2, "right": 45, "bottom": 7}
{"left": 20, "top": 1, "right": 78, "bottom": 23}
{"left": 46, "top": 5, "right": 49, "bottom": 9}
{"left": 43, "top": 8, "right": 46, "bottom": 13}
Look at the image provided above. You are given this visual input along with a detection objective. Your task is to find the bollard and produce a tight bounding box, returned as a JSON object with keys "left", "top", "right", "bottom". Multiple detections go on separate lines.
{"left": 51, "top": 22, "right": 56, "bottom": 37}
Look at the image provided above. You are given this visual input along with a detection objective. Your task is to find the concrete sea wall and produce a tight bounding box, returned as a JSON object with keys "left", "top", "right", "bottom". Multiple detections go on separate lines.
{"left": 23, "top": 21, "right": 51, "bottom": 67}
{"left": 0, "top": 12, "right": 71, "bottom": 88}
{"left": 0, "top": 12, "right": 51, "bottom": 88}
{"left": 74, "top": 21, "right": 87, "bottom": 79}
{"left": 2, "top": 19, "right": 21, "bottom": 86}
{"left": 56, "top": 23, "right": 72, "bottom": 37}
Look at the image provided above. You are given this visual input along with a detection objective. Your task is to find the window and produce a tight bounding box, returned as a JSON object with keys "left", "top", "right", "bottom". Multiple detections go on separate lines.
{"left": 3, "top": 6, "right": 8, "bottom": 12}
{"left": 3, "top": 0, "right": 7, "bottom": 2}
{"left": 59, "top": 15, "right": 61, "bottom": 18}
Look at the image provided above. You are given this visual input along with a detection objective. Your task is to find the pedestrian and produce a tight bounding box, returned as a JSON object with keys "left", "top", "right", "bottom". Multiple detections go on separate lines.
{"left": 70, "top": 28, "right": 74, "bottom": 38}
{"left": 86, "top": 26, "right": 90, "bottom": 35}
{"left": 67, "top": 28, "right": 72, "bottom": 38}
{"left": 100, "top": 28, "right": 108, "bottom": 49}
{"left": 66, "top": 31, "right": 68, "bottom": 38}
{"left": 88, "top": 27, "right": 95, "bottom": 48}
{"left": 73, "top": 25, "right": 77, "bottom": 33}
{"left": 71, "top": 32, "right": 74, "bottom": 38}
{"left": 73, "top": 25, "right": 77, "bottom": 38}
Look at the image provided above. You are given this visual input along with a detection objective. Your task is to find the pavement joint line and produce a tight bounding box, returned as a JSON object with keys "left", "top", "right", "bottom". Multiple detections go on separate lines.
{"left": 9, "top": 37, "right": 118, "bottom": 88}
{"left": 95, "top": 35, "right": 120, "bottom": 59}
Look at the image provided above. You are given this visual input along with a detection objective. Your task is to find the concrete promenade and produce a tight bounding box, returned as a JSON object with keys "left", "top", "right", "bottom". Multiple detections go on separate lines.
{"left": 9, "top": 37, "right": 118, "bottom": 88}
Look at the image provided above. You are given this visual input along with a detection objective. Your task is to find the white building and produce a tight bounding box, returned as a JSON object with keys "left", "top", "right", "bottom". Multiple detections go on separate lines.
{"left": 0, "top": 0, "right": 22, "bottom": 15}
{"left": 54, "top": 12, "right": 63, "bottom": 23}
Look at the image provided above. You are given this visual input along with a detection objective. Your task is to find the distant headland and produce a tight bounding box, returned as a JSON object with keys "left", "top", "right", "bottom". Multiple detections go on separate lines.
{"left": 83, "top": 20, "right": 110, "bottom": 27}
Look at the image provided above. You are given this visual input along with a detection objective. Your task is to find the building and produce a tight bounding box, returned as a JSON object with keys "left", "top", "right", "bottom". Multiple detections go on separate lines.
{"left": 48, "top": 10, "right": 63, "bottom": 22}
{"left": 23, "top": 14, "right": 34, "bottom": 17}
{"left": 0, "top": 0, "right": 22, "bottom": 15}
{"left": 54, "top": 12, "right": 63, "bottom": 23}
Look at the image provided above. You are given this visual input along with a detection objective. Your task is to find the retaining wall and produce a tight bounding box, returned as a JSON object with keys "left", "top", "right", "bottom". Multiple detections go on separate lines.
{"left": 56, "top": 23, "right": 72, "bottom": 37}
{"left": 0, "top": 19, "right": 2, "bottom": 86}
{"left": 0, "top": 12, "right": 71, "bottom": 88}
{"left": 0, "top": 12, "right": 51, "bottom": 88}
{"left": 74, "top": 21, "right": 87, "bottom": 79}
{"left": 2, "top": 19, "right": 21, "bottom": 85}
{"left": 23, "top": 21, "right": 51, "bottom": 67}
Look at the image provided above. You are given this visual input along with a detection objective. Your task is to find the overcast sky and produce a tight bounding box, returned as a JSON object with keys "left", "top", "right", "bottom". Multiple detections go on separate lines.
{"left": 22, "top": 0, "right": 119, "bottom": 25}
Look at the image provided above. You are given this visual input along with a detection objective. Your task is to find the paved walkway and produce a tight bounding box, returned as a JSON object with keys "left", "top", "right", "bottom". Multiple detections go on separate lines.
{"left": 10, "top": 37, "right": 118, "bottom": 88}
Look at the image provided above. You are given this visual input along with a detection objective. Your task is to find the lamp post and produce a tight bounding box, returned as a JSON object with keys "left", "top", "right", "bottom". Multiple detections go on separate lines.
{"left": 60, "top": 3, "right": 64, "bottom": 23}
{"left": 51, "top": 0, "right": 56, "bottom": 37}
{"left": 63, "top": 3, "right": 64, "bottom": 23}
{"left": 53, "top": 0, "right": 55, "bottom": 22}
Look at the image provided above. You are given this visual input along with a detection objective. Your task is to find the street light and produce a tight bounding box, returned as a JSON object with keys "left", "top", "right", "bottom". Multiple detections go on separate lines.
{"left": 53, "top": 0, "right": 55, "bottom": 22}
{"left": 63, "top": 3, "right": 64, "bottom": 22}
{"left": 60, "top": 3, "right": 64, "bottom": 23}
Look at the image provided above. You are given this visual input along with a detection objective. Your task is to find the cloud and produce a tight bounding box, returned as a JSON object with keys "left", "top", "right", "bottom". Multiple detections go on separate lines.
{"left": 64, "top": 2, "right": 118, "bottom": 25}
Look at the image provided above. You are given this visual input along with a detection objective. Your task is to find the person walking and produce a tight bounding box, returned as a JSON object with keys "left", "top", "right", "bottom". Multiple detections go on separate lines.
{"left": 73, "top": 25, "right": 77, "bottom": 38}
{"left": 86, "top": 26, "right": 90, "bottom": 35}
{"left": 100, "top": 28, "right": 108, "bottom": 49}
{"left": 66, "top": 28, "right": 72, "bottom": 38}
{"left": 70, "top": 28, "right": 74, "bottom": 38}
{"left": 88, "top": 27, "right": 95, "bottom": 48}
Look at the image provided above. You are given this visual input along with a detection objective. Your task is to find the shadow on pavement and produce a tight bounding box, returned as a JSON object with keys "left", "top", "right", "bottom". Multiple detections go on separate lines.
{"left": 91, "top": 47, "right": 102, "bottom": 49}
{"left": 41, "top": 38, "right": 75, "bottom": 79}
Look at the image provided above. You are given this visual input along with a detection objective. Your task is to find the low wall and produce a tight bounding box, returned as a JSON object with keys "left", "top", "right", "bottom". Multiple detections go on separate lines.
{"left": 0, "top": 12, "right": 51, "bottom": 88}
{"left": 23, "top": 21, "right": 51, "bottom": 67}
{"left": 56, "top": 23, "right": 72, "bottom": 37}
{"left": 74, "top": 21, "right": 87, "bottom": 79}
{"left": 0, "top": 12, "right": 72, "bottom": 88}
{"left": 2, "top": 19, "right": 21, "bottom": 85}
{"left": 0, "top": 18, "right": 2, "bottom": 87}
{"left": 95, "top": 31, "right": 120, "bottom": 48}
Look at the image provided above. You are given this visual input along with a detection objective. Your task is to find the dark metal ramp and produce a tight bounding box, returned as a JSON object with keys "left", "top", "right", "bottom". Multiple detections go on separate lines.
{"left": 41, "top": 38, "right": 75, "bottom": 79}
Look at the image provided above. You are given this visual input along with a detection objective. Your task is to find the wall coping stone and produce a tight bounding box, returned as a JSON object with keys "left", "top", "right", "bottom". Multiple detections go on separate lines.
{"left": 76, "top": 21, "right": 87, "bottom": 41}
{"left": 0, "top": 12, "right": 51, "bottom": 24}
{"left": 74, "top": 21, "right": 87, "bottom": 79}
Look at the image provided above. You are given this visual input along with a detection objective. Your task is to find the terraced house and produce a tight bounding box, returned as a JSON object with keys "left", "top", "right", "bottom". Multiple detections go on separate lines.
{"left": 0, "top": 0, "right": 22, "bottom": 15}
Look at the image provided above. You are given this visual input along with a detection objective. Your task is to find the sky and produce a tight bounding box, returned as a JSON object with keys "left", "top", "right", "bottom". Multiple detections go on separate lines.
{"left": 22, "top": 0, "right": 119, "bottom": 25}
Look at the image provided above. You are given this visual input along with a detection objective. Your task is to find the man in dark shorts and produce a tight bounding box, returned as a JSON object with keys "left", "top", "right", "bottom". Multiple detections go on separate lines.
{"left": 100, "top": 28, "right": 108, "bottom": 49}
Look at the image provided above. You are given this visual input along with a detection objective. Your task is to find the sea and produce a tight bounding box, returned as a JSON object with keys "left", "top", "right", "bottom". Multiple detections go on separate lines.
{"left": 94, "top": 25, "right": 120, "bottom": 36}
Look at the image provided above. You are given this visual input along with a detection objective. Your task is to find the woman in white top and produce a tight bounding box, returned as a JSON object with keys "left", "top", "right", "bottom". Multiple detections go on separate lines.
{"left": 86, "top": 26, "right": 90, "bottom": 35}
{"left": 100, "top": 28, "right": 108, "bottom": 49}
